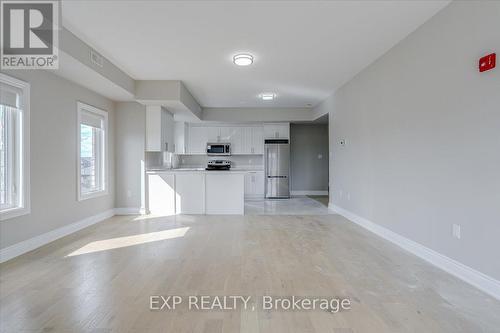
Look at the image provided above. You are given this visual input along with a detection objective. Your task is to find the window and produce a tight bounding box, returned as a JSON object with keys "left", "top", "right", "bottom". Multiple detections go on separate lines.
{"left": 77, "top": 102, "right": 108, "bottom": 200}
{"left": 0, "top": 74, "right": 30, "bottom": 219}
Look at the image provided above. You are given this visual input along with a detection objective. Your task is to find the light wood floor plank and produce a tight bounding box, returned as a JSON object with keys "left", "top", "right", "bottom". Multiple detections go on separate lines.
{"left": 1, "top": 214, "right": 500, "bottom": 332}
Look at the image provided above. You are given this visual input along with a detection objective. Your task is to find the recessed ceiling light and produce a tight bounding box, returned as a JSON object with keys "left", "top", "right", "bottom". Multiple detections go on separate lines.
{"left": 233, "top": 54, "right": 253, "bottom": 66}
{"left": 260, "top": 93, "right": 276, "bottom": 101}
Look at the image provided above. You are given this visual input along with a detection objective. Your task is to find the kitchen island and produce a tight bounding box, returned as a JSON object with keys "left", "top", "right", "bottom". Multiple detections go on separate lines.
{"left": 146, "top": 169, "right": 249, "bottom": 215}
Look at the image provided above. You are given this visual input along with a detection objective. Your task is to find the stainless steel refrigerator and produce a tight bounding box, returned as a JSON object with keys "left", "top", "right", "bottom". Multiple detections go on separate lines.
{"left": 264, "top": 139, "right": 290, "bottom": 199}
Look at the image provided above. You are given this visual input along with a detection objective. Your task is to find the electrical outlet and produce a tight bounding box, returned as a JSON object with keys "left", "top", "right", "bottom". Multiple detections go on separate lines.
{"left": 452, "top": 224, "right": 461, "bottom": 239}
{"left": 318, "top": 154, "right": 323, "bottom": 159}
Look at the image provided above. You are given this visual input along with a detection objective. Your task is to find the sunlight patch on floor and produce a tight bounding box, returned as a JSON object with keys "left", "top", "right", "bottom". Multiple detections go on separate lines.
{"left": 66, "top": 227, "right": 190, "bottom": 257}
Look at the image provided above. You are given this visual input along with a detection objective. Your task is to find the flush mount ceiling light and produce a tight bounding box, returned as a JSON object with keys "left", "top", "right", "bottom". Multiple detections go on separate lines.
{"left": 260, "top": 93, "right": 276, "bottom": 101}
{"left": 233, "top": 53, "right": 254, "bottom": 66}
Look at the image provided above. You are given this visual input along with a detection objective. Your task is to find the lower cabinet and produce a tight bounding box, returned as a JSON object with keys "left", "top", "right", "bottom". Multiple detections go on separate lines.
{"left": 175, "top": 173, "right": 205, "bottom": 214}
{"left": 244, "top": 171, "right": 264, "bottom": 198}
{"left": 147, "top": 173, "right": 176, "bottom": 216}
{"left": 147, "top": 172, "right": 247, "bottom": 215}
{"left": 206, "top": 174, "right": 244, "bottom": 214}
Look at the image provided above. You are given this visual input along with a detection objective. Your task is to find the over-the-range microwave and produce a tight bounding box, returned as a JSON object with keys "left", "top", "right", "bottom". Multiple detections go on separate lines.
{"left": 206, "top": 143, "right": 231, "bottom": 156}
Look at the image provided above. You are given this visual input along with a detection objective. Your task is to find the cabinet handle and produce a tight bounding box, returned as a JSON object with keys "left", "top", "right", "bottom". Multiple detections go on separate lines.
{"left": 165, "top": 142, "right": 168, "bottom": 151}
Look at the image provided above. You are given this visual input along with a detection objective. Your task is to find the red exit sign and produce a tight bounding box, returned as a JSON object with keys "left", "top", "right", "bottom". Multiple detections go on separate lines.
{"left": 479, "top": 53, "right": 496, "bottom": 72}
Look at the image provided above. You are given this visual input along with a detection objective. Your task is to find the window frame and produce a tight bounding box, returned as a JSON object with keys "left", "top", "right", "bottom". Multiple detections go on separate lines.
{"left": 76, "top": 102, "right": 108, "bottom": 201}
{"left": 0, "top": 73, "right": 30, "bottom": 220}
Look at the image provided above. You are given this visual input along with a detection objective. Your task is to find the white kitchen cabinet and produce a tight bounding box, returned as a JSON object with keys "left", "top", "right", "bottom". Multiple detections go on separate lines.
{"left": 174, "top": 121, "right": 188, "bottom": 154}
{"left": 187, "top": 126, "right": 207, "bottom": 154}
{"left": 219, "top": 126, "right": 231, "bottom": 142}
{"left": 147, "top": 171, "right": 246, "bottom": 215}
{"left": 263, "top": 123, "right": 289, "bottom": 139}
{"left": 222, "top": 127, "right": 243, "bottom": 153}
{"left": 245, "top": 171, "right": 264, "bottom": 198}
{"left": 206, "top": 173, "right": 244, "bottom": 214}
{"left": 147, "top": 173, "right": 175, "bottom": 215}
{"left": 164, "top": 111, "right": 174, "bottom": 152}
{"left": 188, "top": 126, "right": 220, "bottom": 153}
{"left": 251, "top": 126, "right": 264, "bottom": 154}
{"left": 175, "top": 173, "right": 205, "bottom": 214}
{"left": 241, "top": 127, "right": 252, "bottom": 154}
{"left": 244, "top": 173, "right": 253, "bottom": 198}
{"left": 146, "top": 106, "right": 174, "bottom": 152}
{"left": 254, "top": 171, "right": 264, "bottom": 196}
{"left": 187, "top": 124, "right": 264, "bottom": 155}
{"left": 238, "top": 126, "right": 263, "bottom": 155}
{"left": 206, "top": 127, "right": 220, "bottom": 143}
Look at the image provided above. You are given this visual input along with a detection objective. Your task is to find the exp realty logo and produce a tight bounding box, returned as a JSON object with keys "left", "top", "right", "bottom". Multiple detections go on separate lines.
{"left": 1, "top": 0, "right": 59, "bottom": 69}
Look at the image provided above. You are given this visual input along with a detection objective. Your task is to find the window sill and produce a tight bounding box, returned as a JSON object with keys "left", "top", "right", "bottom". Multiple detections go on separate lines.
{"left": 0, "top": 206, "right": 30, "bottom": 221}
{"left": 78, "top": 190, "right": 108, "bottom": 201}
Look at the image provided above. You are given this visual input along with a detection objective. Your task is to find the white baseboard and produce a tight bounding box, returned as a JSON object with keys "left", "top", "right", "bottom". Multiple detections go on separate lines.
{"left": 329, "top": 204, "right": 500, "bottom": 301}
{"left": 114, "top": 207, "right": 146, "bottom": 215}
{"left": 0, "top": 209, "right": 115, "bottom": 263}
{"left": 291, "top": 190, "right": 328, "bottom": 196}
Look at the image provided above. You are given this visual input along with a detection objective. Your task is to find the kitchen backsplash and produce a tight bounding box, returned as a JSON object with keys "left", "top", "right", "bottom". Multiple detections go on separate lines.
{"left": 145, "top": 151, "right": 180, "bottom": 169}
{"left": 178, "top": 155, "right": 263, "bottom": 169}
{"left": 146, "top": 152, "right": 263, "bottom": 170}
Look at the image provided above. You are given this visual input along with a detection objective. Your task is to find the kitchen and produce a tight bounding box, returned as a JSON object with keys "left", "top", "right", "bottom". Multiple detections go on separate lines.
{"left": 145, "top": 111, "right": 295, "bottom": 215}
{"left": 2, "top": 1, "right": 498, "bottom": 331}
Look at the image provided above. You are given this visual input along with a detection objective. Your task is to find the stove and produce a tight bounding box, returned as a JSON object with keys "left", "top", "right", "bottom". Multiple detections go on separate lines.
{"left": 206, "top": 160, "right": 231, "bottom": 171}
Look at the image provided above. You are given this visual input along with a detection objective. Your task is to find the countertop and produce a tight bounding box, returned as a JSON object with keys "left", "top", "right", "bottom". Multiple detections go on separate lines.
{"left": 146, "top": 167, "right": 263, "bottom": 174}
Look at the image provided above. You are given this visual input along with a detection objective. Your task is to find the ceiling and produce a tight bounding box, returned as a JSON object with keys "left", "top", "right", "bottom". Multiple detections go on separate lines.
{"left": 61, "top": 0, "right": 450, "bottom": 108}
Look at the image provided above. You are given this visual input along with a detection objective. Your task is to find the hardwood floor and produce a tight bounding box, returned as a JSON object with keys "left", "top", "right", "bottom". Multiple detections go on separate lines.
{"left": 1, "top": 213, "right": 499, "bottom": 332}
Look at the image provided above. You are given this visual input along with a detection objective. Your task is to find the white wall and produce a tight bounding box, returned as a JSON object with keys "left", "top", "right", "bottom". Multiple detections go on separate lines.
{"left": 322, "top": 1, "right": 500, "bottom": 280}
{"left": 290, "top": 124, "right": 329, "bottom": 192}
{"left": 202, "top": 108, "right": 314, "bottom": 122}
{"left": 0, "top": 70, "right": 115, "bottom": 249}
{"left": 115, "top": 102, "right": 146, "bottom": 210}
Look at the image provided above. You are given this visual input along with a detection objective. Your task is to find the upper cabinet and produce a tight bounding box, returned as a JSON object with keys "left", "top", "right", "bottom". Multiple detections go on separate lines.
{"left": 187, "top": 125, "right": 208, "bottom": 154}
{"left": 221, "top": 127, "right": 243, "bottom": 153}
{"left": 187, "top": 124, "right": 264, "bottom": 155}
{"left": 263, "top": 123, "right": 290, "bottom": 139}
{"left": 174, "top": 121, "right": 188, "bottom": 154}
{"left": 148, "top": 121, "right": 275, "bottom": 154}
{"left": 146, "top": 106, "right": 174, "bottom": 152}
{"left": 251, "top": 126, "right": 264, "bottom": 154}
{"left": 241, "top": 126, "right": 263, "bottom": 154}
